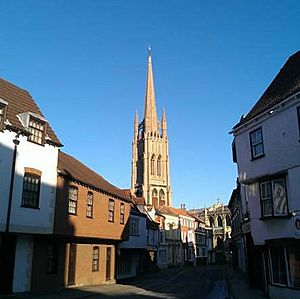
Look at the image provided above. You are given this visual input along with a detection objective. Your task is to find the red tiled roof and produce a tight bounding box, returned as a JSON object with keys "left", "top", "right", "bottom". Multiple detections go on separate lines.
{"left": 234, "top": 50, "right": 300, "bottom": 129}
{"left": 0, "top": 77, "right": 62, "bottom": 146}
{"left": 58, "top": 151, "right": 130, "bottom": 202}
{"left": 133, "top": 196, "right": 146, "bottom": 205}
{"left": 188, "top": 212, "right": 205, "bottom": 223}
{"left": 156, "top": 206, "right": 194, "bottom": 218}
{"left": 121, "top": 189, "right": 131, "bottom": 198}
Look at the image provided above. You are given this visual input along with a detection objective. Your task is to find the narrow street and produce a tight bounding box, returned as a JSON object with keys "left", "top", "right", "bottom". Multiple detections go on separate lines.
{"left": 7, "top": 265, "right": 230, "bottom": 299}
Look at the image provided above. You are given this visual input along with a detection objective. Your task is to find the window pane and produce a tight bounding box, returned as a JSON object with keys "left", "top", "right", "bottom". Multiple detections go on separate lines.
{"left": 22, "top": 173, "right": 40, "bottom": 208}
{"left": 262, "top": 199, "right": 273, "bottom": 216}
{"left": 272, "top": 179, "right": 288, "bottom": 216}
{"left": 68, "top": 187, "right": 78, "bottom": 214}
{"left": 270, "top": 247, "right": 287, "bottom": 285}
{"left": 254, "top": 143, "right": 263, "bottom": 156}
{"left": 288, "top": 247, "right": 300, "bottom": 288}
{"left": 250, "top": 128, "right": 264, "bottom": 158}
{"left": 28, "top": 118, "right": 45, "bottom": 145}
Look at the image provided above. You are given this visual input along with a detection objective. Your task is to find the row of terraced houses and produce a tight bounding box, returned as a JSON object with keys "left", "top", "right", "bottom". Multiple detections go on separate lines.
{"left": 0, "top": 52, "right": 230, "bottom": 294}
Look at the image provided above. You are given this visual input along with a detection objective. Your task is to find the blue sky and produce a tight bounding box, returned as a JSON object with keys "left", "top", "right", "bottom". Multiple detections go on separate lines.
{"left": 0, "top": 1, "right": 299, "bottom": 209}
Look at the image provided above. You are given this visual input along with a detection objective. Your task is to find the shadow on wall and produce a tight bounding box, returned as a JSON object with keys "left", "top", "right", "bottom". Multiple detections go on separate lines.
{"left": 0, "top": 141, "right": 75, "bottom": 294}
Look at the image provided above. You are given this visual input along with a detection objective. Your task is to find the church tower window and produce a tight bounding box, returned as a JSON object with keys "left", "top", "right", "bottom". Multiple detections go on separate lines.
{"left": 130, "top": 49, "right": 172, "bottom": 206}
{"left": 157, "top": 155, "right": 162, "bottom": 176}
{"left": 152, "top": 189, "right": 158, "bottom": 199}
{"left": 151, "top": 154, "right": 155, "bottom": 176}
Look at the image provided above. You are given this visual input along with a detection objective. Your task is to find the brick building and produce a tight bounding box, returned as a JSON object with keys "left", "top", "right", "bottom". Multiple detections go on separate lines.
{"left": 31, "top": 151, "right": 131, "bottom": 291}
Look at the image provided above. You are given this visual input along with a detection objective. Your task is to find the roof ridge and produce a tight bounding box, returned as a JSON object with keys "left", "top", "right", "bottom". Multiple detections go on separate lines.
{"left": 59, "top": 150, "right": 125, "bottom": 193}
{"left": 0, "top": 77, "right": 31, "bottom": 95}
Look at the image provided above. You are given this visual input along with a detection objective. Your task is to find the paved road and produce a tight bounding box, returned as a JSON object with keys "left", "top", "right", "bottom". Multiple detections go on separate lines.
{"left": 4, "top": 265, "right": 230, "bottom": 299}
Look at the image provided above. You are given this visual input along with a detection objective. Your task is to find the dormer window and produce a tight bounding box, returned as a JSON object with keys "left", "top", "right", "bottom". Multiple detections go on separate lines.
{"left": 28, "top": 117, "right": 45, "bottom": 145}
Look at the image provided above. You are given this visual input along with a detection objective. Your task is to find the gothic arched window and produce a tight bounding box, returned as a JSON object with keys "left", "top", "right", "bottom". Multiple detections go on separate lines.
{"left": 157, "top": 155, "right": 162, "bottom": 176}
{"left": 151, "top": 154, "right": 155, "bottom": 175}
{"left": 159, "top": 189, "right": 165, "bottom": 201}
{"left": 152, "top": 189, "right": 158, "bottom": 198}
{"left": 217, "top": 216, "right": 222, "bottom": 227}
{"left": 209, "top": 216, "right": 214, "bottom": 227}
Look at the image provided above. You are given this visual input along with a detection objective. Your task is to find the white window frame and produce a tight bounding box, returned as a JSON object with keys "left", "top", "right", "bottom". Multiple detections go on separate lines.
{"left": 259, "top": 176, "right": 288, "bottom": 218}
{"left": 250, "top": 127, "right": 264, "bottom": 159}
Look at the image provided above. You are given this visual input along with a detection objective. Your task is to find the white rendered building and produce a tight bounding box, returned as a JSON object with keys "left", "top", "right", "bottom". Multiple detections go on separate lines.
{"left": 232, "top": 51, "right": 300, "bottom": 299}
{"left": 0, "top": 78, "right": 62, "bottom": 293}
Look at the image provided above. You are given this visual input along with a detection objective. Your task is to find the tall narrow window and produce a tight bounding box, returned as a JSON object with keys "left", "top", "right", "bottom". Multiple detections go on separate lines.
{"left": 92, "top": 246, "right": 100, "bottom": 272}
{"left": 152, "top": 188, "right": 158, "bottom": 199}
{"left": 159, "top": 189, "right": 165, "bottom": 206}
{"left": 120, "top": 203, "right": 125, "bottom": 224}
{"left": 270, "top": 247, "right": 287, "bottom": 285}
{"left": 28, "top": 117, "right": 45, "bottom": 145}
{"left": 68, "top": 186, "right": 78, "bottom": 215}
{"left": 21, "top": 173, "right": 41, "bottom": 208}
{"left": 108, "top": 199, "right": 115, "bottom": 222}
{"left": 157, "top": 155, "right": 162, "bottom": 176}
{"left": 151, "top": 154, "right": 155, "bottom": 175}
{"left": 47, "top": 243, "right": 59, "bottom": 274}
{"left": 250, "top": 127, "right": 264, "bottom": 159}
{"left": 130, "top": 217, "right": 139, "bottom": 236}
{"left": 86, "top": 192, "right": 93, "bottom": 218}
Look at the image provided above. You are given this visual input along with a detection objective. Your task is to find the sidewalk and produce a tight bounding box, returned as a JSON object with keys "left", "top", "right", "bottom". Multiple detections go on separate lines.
{"left": 226, "top": 265, "right": 266, "bottom": 299}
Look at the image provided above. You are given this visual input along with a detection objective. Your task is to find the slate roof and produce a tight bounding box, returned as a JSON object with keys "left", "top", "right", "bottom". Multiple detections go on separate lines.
{"left": 234, "top": 50, "right": 300, "bottom": 129}
{"left": 58, "top": 151, "right": 130, "bottom": 202}
{"left": 0, "top": 77, "right": 62, "bottom": 146}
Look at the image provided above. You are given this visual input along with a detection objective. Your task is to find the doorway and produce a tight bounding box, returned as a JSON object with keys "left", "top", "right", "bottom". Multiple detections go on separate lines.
{"left": 68, "top": 244, "right": 76, "bottom": 286}
{"left": 106, "top": 247, "right": 111, "bottom": 281}
{"left": 0, "top": 235, "right": 16, "bottom": 294}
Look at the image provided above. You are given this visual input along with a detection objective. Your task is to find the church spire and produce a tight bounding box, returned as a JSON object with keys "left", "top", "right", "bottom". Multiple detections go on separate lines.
{"left": 161, "top": 108, "right": 167, "bottom": 138}
{"left": 134, "top": 110, "right": 139, "bottom": 139}
{"left": 144, "top": 47, "right": 158, "bottom": 133}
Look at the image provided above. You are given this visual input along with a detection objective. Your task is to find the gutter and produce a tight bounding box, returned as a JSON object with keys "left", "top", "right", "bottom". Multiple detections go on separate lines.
{"left": 6, "top": 133, "right": 20, "bottom": 233}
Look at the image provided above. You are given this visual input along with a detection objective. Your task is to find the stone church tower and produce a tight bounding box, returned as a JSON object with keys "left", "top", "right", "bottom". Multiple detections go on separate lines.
{"left": 131, "top": 49, "right": 172, "bottom": 207}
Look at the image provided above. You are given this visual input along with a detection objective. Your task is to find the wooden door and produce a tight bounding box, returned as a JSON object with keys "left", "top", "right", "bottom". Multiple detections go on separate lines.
{"left": 68, "top": 244, "right": 76, "bottom": 286}
{"left": 106, "top": 247, "right": 111, "bottom": 281}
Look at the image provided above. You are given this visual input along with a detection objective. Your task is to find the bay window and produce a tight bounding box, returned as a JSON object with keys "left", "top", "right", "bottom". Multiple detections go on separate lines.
{"left": 260, "top": 176, "right": 288, "bottom": 217}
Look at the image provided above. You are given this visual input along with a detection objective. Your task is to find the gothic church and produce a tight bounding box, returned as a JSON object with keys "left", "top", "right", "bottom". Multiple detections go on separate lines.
{"left": 131, "top": 50, "right": 172, "bottom": 207}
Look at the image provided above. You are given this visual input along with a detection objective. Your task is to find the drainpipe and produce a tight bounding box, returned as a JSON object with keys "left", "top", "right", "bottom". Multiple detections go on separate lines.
{"left": 5, "top": 133, "right": 20, "bottom": 233}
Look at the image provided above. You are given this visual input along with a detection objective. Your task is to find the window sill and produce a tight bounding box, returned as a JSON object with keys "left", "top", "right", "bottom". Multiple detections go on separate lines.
{"left": 259, "top": 215, "right": 292, "bottom": 221}
{"left": 68, "top": 213, "right": 78, "bottom": 216}
{"left": 27, "top": 139, "right": 45, "bottom": 147}
{"left": 21, "top": 205, "right": 40, "bottom": 210}
{"left": 251, "top": 154, "right": 265, "bottom": 161}
{"left": 269, "top": 282, "right": 300, "bottom": 290}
